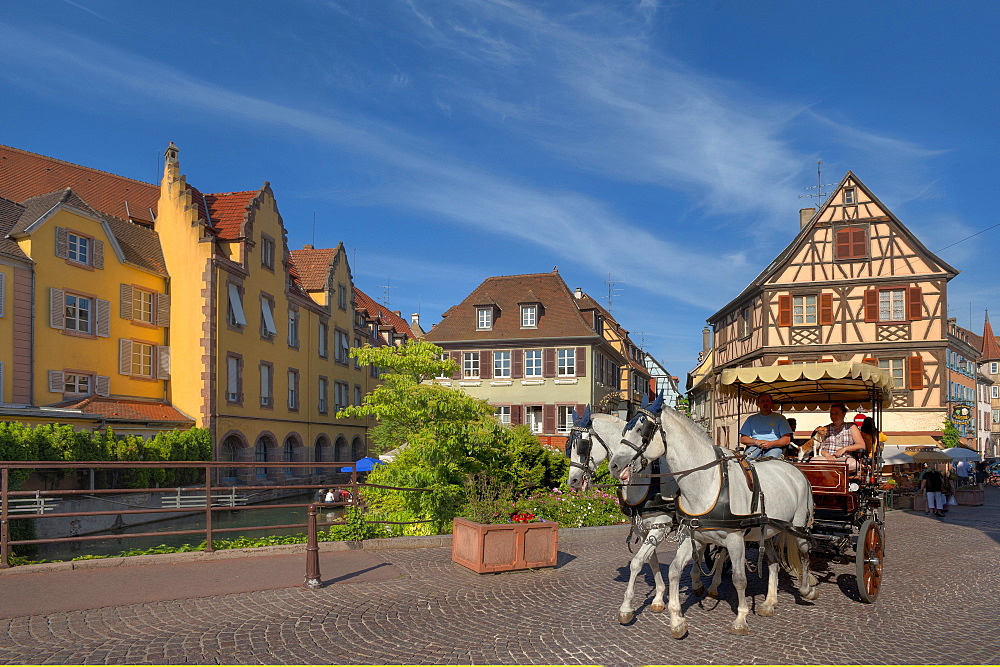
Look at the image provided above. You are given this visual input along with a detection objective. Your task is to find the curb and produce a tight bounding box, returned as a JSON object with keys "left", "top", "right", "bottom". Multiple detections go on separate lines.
{"left": 0, "top": 524, "right": 627, "bottom": 575}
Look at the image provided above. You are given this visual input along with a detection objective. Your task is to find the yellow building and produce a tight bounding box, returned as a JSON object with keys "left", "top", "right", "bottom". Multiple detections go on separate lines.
{"left": 0, "top": 143, "right": 414, "bottom": 475}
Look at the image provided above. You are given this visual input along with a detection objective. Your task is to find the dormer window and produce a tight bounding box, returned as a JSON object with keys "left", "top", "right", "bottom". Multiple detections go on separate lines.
{"left": 521, "top": 304, "right": 537, "bottom": 328}
{"left": 844, "top": 187, "right": 857, "bottom": 205}
{"left": 477, "top": 307, "right": 493, "bottom": 330}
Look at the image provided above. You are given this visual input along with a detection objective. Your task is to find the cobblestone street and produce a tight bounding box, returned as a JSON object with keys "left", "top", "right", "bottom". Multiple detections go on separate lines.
{"left": 2, "top": 490, "right": 999, "bottom": 665}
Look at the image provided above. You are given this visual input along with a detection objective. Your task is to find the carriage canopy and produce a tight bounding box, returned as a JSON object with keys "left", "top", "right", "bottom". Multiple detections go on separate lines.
{"left": 719, "top": 362, "right": 893, "bottom": 411}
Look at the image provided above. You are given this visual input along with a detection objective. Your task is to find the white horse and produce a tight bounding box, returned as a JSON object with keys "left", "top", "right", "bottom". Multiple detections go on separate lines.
{"left": 607, "top": 394, "right": 817, "bottom": 638}
{"left": 565, "top": 407, "right": 727, "bottom": 623}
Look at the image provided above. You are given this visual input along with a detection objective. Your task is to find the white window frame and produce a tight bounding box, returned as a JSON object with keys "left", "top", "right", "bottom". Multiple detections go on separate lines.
{"left": 477, "top": 307, "right": 492, "bottom": 330}
{"left": 557, "top": 349, "right": 575, "bottom": 376}
{"left": 65, "top": 294, "right": 93, "bottom": 333}
{"left": 992, "top": 385, "right": 999, "bottom": 399}
{"left": 524, "top": 350, "right": 543, "bottom": 377}
{"left": 132, "top": 341, "right": 154, "bottom": 378}
{"left": 557, "top": 406, "right": 574, "bottom": 434}
{"left": 463, "top": 352, "right": 480, "bottom": 378}
{"left": 494, "top": 406, "right": 511, "bottom": 425}
{"left": 259, "top": 363, "right": 273, "bottom": 407}
{"left": 792, "top": 295, "right": 817, "bottom": 326}
{"left": 878, "top": 289, "right": 906, "bottom": 322}
{"left": 525, "top": 406, "right": 543, "bottom": 434}
{"left": 64, "top": 372, "right": 92, "bottom": 395}
{"left": 521, "top": 304, "right": 537, "bottom": 328}
{"left": 991, "top": 362, "right": 999, "bottom": 375}
{"left": 878, "top": 358, "right": 905, "bottom": 389}
{"left": 992, "top": 409, "right": 999, "bottom": 424}
{"left": 68, "top": 232, "right": 90, "bottom": 265}
{"left": 843, "top": 187, "right": 857, "bottom": 205}
{"left": 132, "top": 289, "right": 154, "bottom": 324}
{"left": 494, "top": 351, "right": 511, "bottom": 378}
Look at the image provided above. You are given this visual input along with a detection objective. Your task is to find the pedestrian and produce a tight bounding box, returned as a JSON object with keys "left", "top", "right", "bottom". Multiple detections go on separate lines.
{"left": 955, "top": 459, "right": 970, "bottom": 486}
{"left": 739, "top": 393, "right": 792, "bottom": 459}
{"left": 919, "top": 464, "right": 947, "bottom": 517}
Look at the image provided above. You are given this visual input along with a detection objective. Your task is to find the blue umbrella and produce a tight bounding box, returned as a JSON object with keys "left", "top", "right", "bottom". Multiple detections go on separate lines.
{"left": 340, "top": 456, "right": 386, "bottom": 472}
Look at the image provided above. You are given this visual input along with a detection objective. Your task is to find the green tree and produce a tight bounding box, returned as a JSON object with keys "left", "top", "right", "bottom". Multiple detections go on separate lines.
{"left": 338, "top": 341, "right": 564, "bottom": 534}
{"left": 941, "top": 419, "right": 962, "bottom": 449}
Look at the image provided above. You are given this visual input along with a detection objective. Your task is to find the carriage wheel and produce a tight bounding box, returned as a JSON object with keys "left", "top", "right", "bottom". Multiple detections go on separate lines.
{"left": 855, "top": 519, "right": 883, "bottom": 603}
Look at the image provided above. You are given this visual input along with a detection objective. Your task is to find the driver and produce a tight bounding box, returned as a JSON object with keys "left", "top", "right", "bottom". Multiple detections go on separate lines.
{"left": 739, "top": 393, "right": 792, "bottom": 459}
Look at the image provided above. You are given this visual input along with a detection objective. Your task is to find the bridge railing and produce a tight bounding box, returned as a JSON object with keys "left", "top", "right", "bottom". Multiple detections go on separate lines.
{"left": 0, "top": 460, "right": 364, "bottom": 568}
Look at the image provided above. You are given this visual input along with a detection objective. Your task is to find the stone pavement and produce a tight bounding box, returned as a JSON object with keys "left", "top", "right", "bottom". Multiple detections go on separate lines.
{"left": 1, "top": 490, "right": 999, "bottom": 665}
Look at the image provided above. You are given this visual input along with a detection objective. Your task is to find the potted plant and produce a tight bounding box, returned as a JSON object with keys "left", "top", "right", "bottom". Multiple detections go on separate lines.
{"left": 953, "top": 484, "right": 985, "bottom": 506}
{"left": 451, "top": 513, "right": 558, "bottom": 574}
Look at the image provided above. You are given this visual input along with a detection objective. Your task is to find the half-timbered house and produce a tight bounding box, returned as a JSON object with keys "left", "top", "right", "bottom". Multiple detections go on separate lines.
{"left": 699, "top": 172, "right": 969, "bottom": 449}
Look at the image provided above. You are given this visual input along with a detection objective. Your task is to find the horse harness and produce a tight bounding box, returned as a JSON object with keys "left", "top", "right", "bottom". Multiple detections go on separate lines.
{"left": 567, "top": 424, "right": 615, "bottom": 486}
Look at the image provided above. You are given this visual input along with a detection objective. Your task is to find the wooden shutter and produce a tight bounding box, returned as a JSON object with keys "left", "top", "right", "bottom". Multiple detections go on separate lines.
{"left": 543, "top": 348, "right": 555, "bottom": 378}
{"left": 776, "top": 359, "right": 793, "bottom": 366}
{"left": 863, "top": 289, "right": 879, "bottom": 322}
{"left": 819, "top": 293, "right": 834, "bottom": 326}
{"left": 120, "top": 284, "right": 133, "bottom": 319}
{"left": 95, "top": 375, "right": 110, "bottom": 397}
{"left": 49, "top": 288, "right": 65, "bottom": 329}
{"left": 861, "top": 357, "right": 878, "bottom": 366}
{"left": 908, "top": 356, "right": 924, "bottom": 390}
{"left": 48, "top": 370, "right": 64, "bottom": 393}
{"left": 156, "top": 293, "right": 170, "bottom": 327}
{"left": 156, "top": 346, "right": 171, "bottom": 380}
{"left": 96, "top": 299, "right": 110, "bottom": 337}
{"left": 851, "top": 228, "right": 867, "bottom": 258}
{"left": 119, "top": 339, "right": 133, "bottom": 375}
{"left": 510, "top": 405, "right": 522, "bottom": 426}
{"left": 55, "top": 227, "right": 68, "bottom": 259}
{"left": 834, "top": 228, "right": 851, "bottom": 259}
{"left": 575, "top": 347, "right": 586, "bottom": 376}
{"left": 906, "top": 286, "right": 922, "bottom": 321}
{"left": 777, "top": 295, "right": 792, "bottom": 327}
{"left": 479, "top": 351, "right": 492, "bottom": 379}
{"left": 0, "top": 272, "right": 5, "bottom": 318}
{"left": 512, "top": 349, "right": 523, "bottom": 378}
{"left": 542, "top": 404, "right": 556, "bottom": 434}
{"left": 450, "top": 351, "right": 461, "bottom": 380}
{"left": 92, "top": 239, "right": 104, "bottom": 269}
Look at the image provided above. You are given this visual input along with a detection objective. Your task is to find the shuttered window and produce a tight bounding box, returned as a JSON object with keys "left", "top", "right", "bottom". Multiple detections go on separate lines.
{"left": 227, "top": 355, "right": 242, "bottom": 402}
{"left": 227, "top": 283, "right": 247, "bottom": 327}
{"left": 834, "top": 226, "right": 867, "bottom": 260}
{"left": 907, "top": 356, "right": 924, "bottom": 390}
{"left": 261, "top": 298, "right": 278, "bottom": 337}
{"left": 865, "top": 287, "right": 922, "bottom": 322}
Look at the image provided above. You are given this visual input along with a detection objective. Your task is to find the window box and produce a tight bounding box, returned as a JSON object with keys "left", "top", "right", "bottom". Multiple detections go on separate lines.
{"left": 451, "top": 518, "right": 558, "bottom": 574}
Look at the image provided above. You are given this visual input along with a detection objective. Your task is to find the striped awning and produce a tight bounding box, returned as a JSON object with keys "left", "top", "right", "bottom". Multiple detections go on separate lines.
{"left": 720, "top": 362, "right": 893, "bottom": 410}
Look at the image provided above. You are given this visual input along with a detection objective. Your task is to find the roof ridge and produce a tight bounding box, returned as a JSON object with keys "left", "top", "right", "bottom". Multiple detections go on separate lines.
{"left": 0, "top": 144, "right": 156, "bottom": 188}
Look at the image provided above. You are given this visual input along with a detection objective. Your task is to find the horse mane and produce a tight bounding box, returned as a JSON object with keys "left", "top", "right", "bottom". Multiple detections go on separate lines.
{"left": 660, "top": 406, "right": 717, "bottom": 450}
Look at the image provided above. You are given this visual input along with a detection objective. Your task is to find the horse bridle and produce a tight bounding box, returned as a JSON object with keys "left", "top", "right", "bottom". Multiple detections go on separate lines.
{"left": 567, "top": 424, "right": 615, "bottom": 485}
{"left": 618, "top": 406, "right": 666, "bottom": 474}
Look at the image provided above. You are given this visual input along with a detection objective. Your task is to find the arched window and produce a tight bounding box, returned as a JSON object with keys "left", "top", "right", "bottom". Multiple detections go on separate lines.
{"left": 351, "top": 436, "right": 364, "bottom": 461}
{"left": 221, "top": 435, "right": 240, "bottom": 483}
{"left": 255, "top": 436, "right": 272, "bottom": 478}
{"left": 315, "top": 436, "right": 329, "bottom": 475}
{"left": 283, "top": 437, "right": 295, "bottom": 475}
{"left": 335, "top": 436, "right": 348, "bottom": 463}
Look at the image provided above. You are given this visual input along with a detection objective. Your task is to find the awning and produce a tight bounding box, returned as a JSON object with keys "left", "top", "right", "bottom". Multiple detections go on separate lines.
{"left": 884, "top": 435, "right": 939, "bottom": 447}
{"left": 881, "top": 445, "right": 915, "bottom": 465}
{"left": 719, "top": 362, "right": 893, "bottom": 410}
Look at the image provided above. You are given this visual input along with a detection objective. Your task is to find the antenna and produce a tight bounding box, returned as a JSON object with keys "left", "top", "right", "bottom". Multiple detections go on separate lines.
{"left": 604, "top": 271, "right": 622, "bottom": 313}
{"left": 377, "top": 275, "right": 394, "bottom": 307}
{"left": 799, "top": 159, "right": 837, "bottom": 205}
{"left": 312, "top": 212, "right": 316, "bottom": 246}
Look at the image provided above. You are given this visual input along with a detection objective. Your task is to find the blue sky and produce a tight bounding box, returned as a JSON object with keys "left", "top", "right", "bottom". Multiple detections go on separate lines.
{"left": 2, "top": 1, "right": 998, "bottom": 377}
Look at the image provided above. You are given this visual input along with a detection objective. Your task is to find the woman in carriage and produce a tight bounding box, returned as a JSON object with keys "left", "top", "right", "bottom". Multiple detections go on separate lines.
{"left": 815, "top": 402, "right": 868, "bottom": 472}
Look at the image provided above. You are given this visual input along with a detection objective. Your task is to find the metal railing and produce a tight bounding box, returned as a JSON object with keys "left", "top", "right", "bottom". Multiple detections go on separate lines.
{"left": 0, "top": 460, "right": 362, "bottom": 568}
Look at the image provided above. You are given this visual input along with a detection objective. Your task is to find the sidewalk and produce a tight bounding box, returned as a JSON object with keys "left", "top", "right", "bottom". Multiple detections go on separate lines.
{"left": 0, "top": 536, "right": 448, "bottom": 619}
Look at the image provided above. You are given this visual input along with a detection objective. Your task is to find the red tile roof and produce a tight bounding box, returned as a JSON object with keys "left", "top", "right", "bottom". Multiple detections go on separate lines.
{"left": 47, "top": 396, "right": 195, "bottom": 424}
{"left": 205, "top": 190, "right": 257, "bottom": 239}
{"left": 982, "top": 314, "right": 1000, "bottom": 361}
{"left": 424, "top": 271, "right": 598, "bottom": 342}
{"left": 289, "top": 247, "right": 337, "bottom": 291}
{"left": 354, "top": 287, "right": 415, "bottom": 339}
{"left": 0, "top": 144, "right": 159, "bottom": 222}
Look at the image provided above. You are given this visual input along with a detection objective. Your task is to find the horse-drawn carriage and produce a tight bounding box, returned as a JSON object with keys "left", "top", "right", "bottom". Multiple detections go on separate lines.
{"left": 567, "top": 362, "right": 893, "bottom": 636}
{"left": 719, "top": 361, "right": 893, "bottom": 604}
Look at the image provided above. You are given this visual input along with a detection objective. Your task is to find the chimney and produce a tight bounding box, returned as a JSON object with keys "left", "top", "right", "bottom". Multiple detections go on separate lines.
{"left": 702, "top": 326, "right": 712, "bottom": 353}
{"left": 574, "top": 287, "right": 583, "bottom": 299}
{"left": 411, "top": 313, "right": 420, "bottom": 327}
{"left": 303, "top": 244, "right": 314, "bottom": 250}
{"left": 799, "top": 208, "right": 816, "bottom": 229}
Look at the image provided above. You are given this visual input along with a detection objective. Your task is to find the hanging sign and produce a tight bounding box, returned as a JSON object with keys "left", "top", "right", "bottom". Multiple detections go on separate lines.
{"left": 951, "top": 404, "right": 973, "bottom": 425}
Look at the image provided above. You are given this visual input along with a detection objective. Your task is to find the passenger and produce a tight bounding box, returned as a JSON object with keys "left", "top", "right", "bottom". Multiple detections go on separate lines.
{"left": 816, "top": 403, "right": 867, "bottom": 472}
{"left": 324, "top": 489, "right": 337, "bottom": 503}
{"left": 315, "top": 488, "right": 328, "bottom": 503}
{"left": 739, "top": 393, "right": 792, "bottom": 459}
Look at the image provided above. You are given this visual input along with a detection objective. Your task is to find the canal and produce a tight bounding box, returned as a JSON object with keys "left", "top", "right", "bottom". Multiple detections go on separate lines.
{"left": 33, "top": 493, "right": 345, "bottom": 562}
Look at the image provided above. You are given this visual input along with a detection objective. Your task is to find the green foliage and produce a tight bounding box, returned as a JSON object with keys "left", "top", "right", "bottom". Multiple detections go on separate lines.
{"left": 941, "top": 420, "right": 962, "bottom": 449}
{"left": 322, "top": 507, "right": 391, "bottom": 541}
{"left": 515, "top": 487, "right": 626, "bottom": 528}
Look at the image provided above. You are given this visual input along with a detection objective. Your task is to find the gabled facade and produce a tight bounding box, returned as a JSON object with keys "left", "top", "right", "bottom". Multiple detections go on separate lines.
{"left": 970, "top": 313, "right": 1000, "bottom": 457}
{"left": 699, "top": 172, "right": 967, "bottom": 447}
{"left": 424, "top": 270, "right": 649, "bottom": 448}
{"left": 0, "top": 143, "right": 414, "bottom": 475}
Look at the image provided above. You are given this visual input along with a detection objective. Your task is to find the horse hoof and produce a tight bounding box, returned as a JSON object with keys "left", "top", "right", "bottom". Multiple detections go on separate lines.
{"left": 730, "top": 625, "right": 751, "bottom": 636}
{"left": 705, "top": 590, "right": 719, "bottom": 599}
{"left": 618, "top": 612, "right": 634, "bottom": 625}
{"left": 650, "top": 602, "right": 665, "bottom": 613}
{"left": 805, "top": 588, "right": 819, "bottom": 601}
{"left": 670, "top": 623, "right": 687, "bottom": 639}
{"left": 692, "top": 587, "right": 704, "bottom": 598}
{"left": 758, "top": 606, "right": 775, "bottom": 617}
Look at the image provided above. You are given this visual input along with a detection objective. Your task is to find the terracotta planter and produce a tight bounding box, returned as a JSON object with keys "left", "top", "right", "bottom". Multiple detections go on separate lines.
{"left": 451, "top": 518, "right": 558, "bottom": 574}
{"left": 894, "top": 494, "right": 915, "bottom": 511}
{"left": 954, "top": 488, "right": 984, "bottom": 506}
